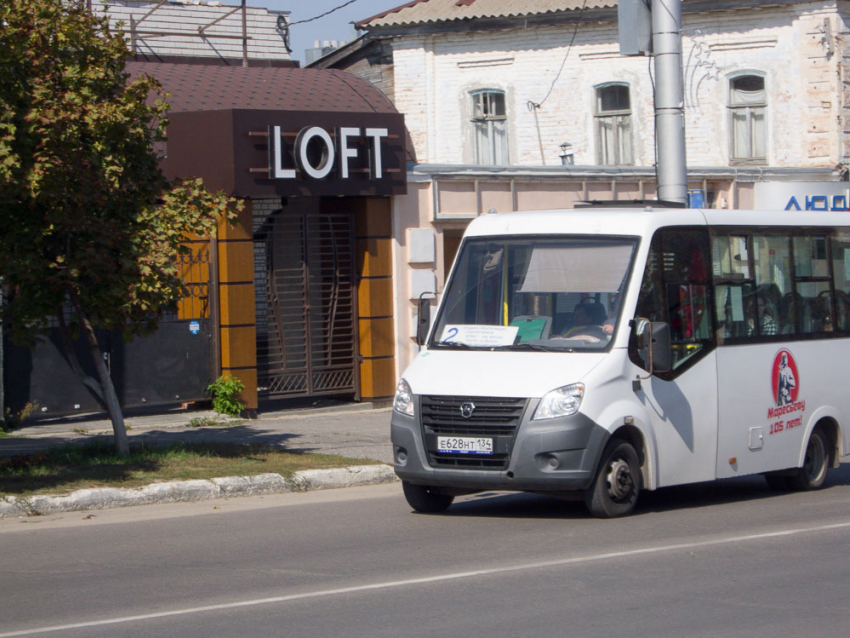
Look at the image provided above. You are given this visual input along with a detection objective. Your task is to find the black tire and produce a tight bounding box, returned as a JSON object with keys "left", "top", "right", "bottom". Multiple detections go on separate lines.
{"left": 584, "top": 439, "right": 641, "bottom": 518}
{"left": 402, "top": 481, "right": 454, "bottom": 513}
{"left": 786, "top": 426, "right": 830, "bottom": 491}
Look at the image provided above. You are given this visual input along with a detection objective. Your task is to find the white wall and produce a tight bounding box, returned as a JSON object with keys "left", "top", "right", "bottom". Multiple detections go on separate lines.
{"left": 391, "top": 3, "right": 842, "bottom": 169}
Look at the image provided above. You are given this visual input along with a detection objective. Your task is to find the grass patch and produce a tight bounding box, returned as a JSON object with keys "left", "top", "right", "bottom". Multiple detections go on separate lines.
{"left": 0, "top": 440, "right": 382, "bottom": 498}
{"left": 187, "top": 416, "right": 241, "bottom": 428}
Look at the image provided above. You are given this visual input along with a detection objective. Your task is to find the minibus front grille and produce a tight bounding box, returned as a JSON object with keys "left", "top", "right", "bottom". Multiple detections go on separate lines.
{"left": 421, "top": 395, "right": 525, "bottom": 436}
{"left": 421, "top": 395, "right": 527, "bottom": 471}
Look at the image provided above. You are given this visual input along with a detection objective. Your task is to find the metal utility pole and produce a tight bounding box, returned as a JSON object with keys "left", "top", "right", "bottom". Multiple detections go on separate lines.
{"left": 242, "top": 0, "right": 249, "bottom": 67}
{"left": 651, "top": 0, "right": 687, "bottom": 204}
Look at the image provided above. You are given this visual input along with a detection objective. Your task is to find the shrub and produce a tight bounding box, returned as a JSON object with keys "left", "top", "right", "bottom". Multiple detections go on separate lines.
{"left": 206, "top": 375, "right": 245, "bottom": 417}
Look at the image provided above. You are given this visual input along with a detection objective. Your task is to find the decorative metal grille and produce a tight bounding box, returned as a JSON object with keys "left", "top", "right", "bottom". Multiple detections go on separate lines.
{"left": 256, "top": 210, "right": 358, "bottom": 398}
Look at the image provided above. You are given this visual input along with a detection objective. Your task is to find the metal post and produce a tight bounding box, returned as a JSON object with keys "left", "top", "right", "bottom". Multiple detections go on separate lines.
{"left": 652, "top": 0, "right": 687, "bottom": 204}
{"left": 242, "top": 0, "right": 248, "bottom": 67}
{"left": 130, "top": 14, "right": 136, "bottom": 56}
{"left": 209, "top": 229, "right": 222, "bottom": 380}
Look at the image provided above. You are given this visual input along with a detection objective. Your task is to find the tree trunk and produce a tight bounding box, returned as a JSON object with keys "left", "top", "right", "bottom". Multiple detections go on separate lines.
{"left": 57, "top": 309, "right": 108, "bottom": 412}
{"left": 69, "top": 295, "right": 129, "bottom": 456}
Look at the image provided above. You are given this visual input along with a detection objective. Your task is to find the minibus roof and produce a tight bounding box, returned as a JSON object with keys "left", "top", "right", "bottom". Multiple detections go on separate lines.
{"left": 462, "top": 207, "right": 850, "bottom": 239}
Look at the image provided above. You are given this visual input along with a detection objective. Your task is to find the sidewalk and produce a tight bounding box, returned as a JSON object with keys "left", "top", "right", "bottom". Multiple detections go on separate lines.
{"left": 0, "top": 402, "right": 398, "bottom": 518}
{"left": 0, "top": 401, "right": 394, "bottom": 463}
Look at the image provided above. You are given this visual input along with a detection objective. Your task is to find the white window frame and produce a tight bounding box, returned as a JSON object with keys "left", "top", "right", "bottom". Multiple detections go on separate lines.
{"left": 470, "top": 89, "right": 508, "bottom": 166}
{"left": 728, "top": 72, "right": 767, "bottom": 165}
{"left": 594, "top": 83, "right": 634, "bottom": 166}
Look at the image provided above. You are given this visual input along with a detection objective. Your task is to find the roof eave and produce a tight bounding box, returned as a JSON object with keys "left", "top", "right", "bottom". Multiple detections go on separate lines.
{"left": 360, "top": 8, "right": 617, "bottom": 37}
{"left": 356, "top": 0, "right": 815, "bottom": 35}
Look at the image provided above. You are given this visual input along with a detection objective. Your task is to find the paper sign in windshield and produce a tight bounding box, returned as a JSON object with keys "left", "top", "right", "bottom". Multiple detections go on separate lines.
{"left": 440, "top": 324, "right": 518, "bottom": 347}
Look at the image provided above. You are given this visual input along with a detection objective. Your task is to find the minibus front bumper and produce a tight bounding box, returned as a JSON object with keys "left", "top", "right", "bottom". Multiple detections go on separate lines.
{"left": 391, "top": 397, "right": 609, "bottom": 494}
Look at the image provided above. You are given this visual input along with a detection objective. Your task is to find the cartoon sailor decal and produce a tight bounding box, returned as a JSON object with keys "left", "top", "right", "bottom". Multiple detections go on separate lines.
{"left": 772, "top": 349, "right": 798, "bottom": 406}
{"left": 767, "top": 349, "right": 805, "bottom": 435}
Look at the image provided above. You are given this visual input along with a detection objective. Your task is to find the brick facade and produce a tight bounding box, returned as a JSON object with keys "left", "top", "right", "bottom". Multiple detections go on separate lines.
{"left": 388, "top": 3, "right": 847, "bottom": 169}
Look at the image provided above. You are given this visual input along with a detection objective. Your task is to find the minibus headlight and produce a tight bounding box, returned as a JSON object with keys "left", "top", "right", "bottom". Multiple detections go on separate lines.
{"left": 393, "top": 378, "right": 415, "bottom": 416}
{"left": 533, "top": 383, "right": 585, "bottom": 420}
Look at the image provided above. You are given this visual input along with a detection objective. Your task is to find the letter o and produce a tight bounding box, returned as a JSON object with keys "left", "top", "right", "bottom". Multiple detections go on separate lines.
{"left": 295, "top": 126, "right": 335, "bottom": 179}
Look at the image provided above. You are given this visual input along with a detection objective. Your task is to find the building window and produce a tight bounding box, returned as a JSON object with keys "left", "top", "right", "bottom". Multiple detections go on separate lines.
{"left": 729, "top": 75, "right": 766, "bottom": 162}
{"left": 595, "top": 84, "right": 633, "bottom": 165}
{"left": 471, "top": 90, "right": 508, "bottom": 165}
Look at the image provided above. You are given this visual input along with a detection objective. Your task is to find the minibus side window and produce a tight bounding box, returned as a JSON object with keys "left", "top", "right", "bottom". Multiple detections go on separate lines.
{"left": 630, "top": 227, "right": 714, "bottom": 376}
{"left": 793, "top": 235, "right": 834, "bottom": 334}
{"left": 830, "top": 231, "right": 850, "bottom": 331}
{"left": 712, "top": 229, "right": 846, "bottom": 343}
{"left": 712, "top": 234, "right": 756, "bottom": 341}
{"left": 752, "top": 234, "right": 793, "bottom": 336}
{"left": 714, "top": 233, "right": 796, "bottom": 340}
{"left": 661, "top": 229, "right": 712, "bottom": 368}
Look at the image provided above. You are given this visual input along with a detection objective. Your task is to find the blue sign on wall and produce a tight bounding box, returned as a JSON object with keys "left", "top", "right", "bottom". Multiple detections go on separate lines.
{"left": 189, "top": 320, "right": 200, "bottom": 335}
{"left": 687, "top": 190, "right": 706, "bottom": 208}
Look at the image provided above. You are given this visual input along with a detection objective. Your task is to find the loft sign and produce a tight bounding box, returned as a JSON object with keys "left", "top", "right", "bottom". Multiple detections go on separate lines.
{"left": 268, "top": 125, "right": 389, "bottom": 181}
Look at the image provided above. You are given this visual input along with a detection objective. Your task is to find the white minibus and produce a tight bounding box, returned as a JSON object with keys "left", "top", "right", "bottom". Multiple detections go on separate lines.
{"left": 391, "top": 205, "right": 850, "bottom": 517}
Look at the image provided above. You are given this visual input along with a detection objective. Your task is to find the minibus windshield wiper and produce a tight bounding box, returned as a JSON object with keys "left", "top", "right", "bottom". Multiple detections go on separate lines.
{"left": 496, "top": 343, "right": 574, "bottom": 353}
{"left": 432, "top": 340, "right": 474, "bottom": 349}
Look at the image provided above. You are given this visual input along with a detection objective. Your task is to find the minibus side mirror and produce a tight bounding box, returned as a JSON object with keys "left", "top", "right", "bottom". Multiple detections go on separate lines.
{"left": 635, "top": 318, "right": 672, "bottom": 374}
{"left": 416, "top": 294, "right": 433, "bottom": 346}
{"left": 650, "top": 322, "right": 672, "bottom": 373}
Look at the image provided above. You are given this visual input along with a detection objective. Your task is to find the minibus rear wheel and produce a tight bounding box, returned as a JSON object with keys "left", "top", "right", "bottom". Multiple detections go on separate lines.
{"left": 786, "top": 425, "right": 829, "bottom": 491}
{"left": 584, "top": 438, "right": 641, "bottom": 518}
{"left": 402, "top": 481, "right": 454, "bottom": 513}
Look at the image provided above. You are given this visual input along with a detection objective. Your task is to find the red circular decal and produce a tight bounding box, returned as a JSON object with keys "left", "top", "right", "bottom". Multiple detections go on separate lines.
{"left": 771, "top": 349, "right": 799, "bottom": 406}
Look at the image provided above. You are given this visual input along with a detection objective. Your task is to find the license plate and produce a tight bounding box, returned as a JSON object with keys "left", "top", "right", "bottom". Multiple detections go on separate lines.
{"left": 437, "top": 436, "right": 493, "bottom": 455}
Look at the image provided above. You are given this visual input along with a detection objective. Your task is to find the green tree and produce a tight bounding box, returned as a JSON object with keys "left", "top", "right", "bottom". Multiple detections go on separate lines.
{"left": 0, "top": 0, "right": 242, "bottom": 455}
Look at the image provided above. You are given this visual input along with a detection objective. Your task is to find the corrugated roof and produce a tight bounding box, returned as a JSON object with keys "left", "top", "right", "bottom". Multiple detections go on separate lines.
{"left": 356, "top": 0, "right": 616, "bottom": 29}
{"left": 125, "top": 62, "right": 398, "bottom": 114}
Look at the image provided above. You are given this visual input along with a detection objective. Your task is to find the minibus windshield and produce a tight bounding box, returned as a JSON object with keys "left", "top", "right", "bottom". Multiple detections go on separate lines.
{"left": 431, "top": 236, "right": 637, "bottom": 351}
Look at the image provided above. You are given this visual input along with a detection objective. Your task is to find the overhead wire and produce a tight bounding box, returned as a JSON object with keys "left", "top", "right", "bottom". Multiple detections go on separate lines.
{"left": 529, "top": 0, "right": 589, "bottom": 110}
{"left": 287, "top": 0, "right": 363, "bottom": 27}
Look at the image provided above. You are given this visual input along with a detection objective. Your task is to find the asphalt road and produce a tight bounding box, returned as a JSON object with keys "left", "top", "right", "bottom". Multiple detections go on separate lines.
{"left": 1, "top": 464, "right": 849, "bottom": 638}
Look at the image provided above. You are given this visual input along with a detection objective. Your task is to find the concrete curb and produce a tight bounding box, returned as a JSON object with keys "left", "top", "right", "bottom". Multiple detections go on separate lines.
{"left": 0, "top": 465, "right": 398, "bottom": 518}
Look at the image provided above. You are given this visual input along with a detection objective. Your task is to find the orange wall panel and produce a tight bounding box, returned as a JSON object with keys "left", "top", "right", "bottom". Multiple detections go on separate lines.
{"left": 356, "top": 237, "right": 393, "bottom": 278}
{"left": 220, "top": 284, "right": 256, "bottom": 326}
{"left": 221, "top": 368, "right": 258, "bottom": 411}
{"left": 220, "top": 325, "right": 257, "bottom": 370}
{"left": 218, "top": 201, "right": 253, "bottom": 241}
{"left": 354, "top": 198, "right": 392, "bottom": 237}
{"left": 359, "top": 317, "right": 395, "bottom": 358}
{"left": 359, "top": 357, "right": 396, "bottom": 399}
{"left": 218, "top": 241, "right": 255, "bottom": 283}
{"left": 358, "top": 278, "right": 394, "bottom": 317}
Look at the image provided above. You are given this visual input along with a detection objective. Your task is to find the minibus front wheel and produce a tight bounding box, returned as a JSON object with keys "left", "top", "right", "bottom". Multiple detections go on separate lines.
{"left": 584, "top": 438, "right": 641, "bottom": 518}
{"left": 402, "top": 481, "right": 455, "bottom": 513}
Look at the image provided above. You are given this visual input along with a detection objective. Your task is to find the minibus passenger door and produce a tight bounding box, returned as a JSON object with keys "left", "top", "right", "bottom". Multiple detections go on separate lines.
{"left": 629, "top": 228, "right": 719, "bottom": 487}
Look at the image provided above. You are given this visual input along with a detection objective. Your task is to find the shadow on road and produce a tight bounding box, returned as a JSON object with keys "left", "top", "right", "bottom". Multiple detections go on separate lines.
{"left": 424, "top": 463, "right": 850, "bottom": 520}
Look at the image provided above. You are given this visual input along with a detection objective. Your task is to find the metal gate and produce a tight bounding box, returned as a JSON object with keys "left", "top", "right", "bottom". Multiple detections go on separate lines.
{"left": 3, "top": 244, "right": 213, "bottom": 417}
{"left": 256, "top": 210, "right": 359, "bottom": 399}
